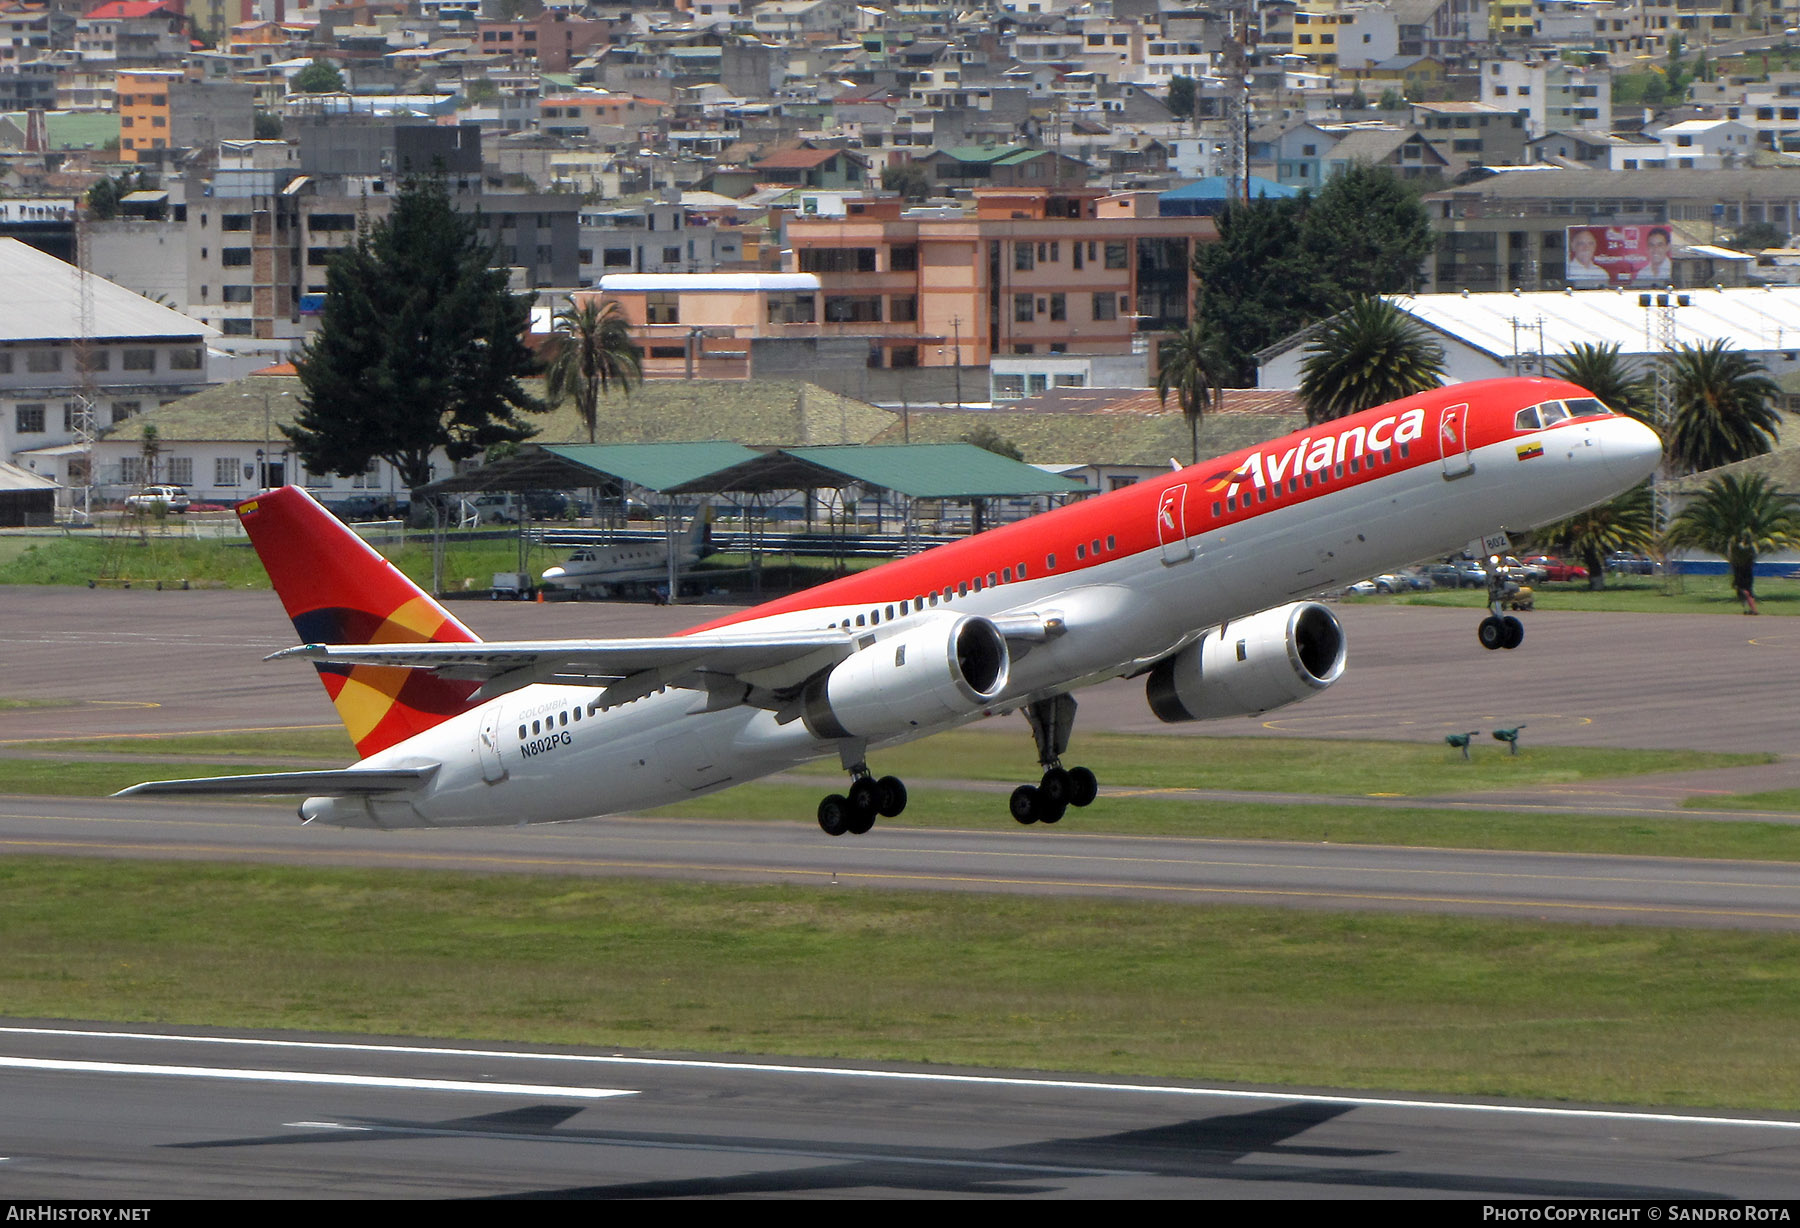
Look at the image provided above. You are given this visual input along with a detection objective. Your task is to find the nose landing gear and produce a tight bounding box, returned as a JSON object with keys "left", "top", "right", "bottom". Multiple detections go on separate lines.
{"left": 1478, "top": 557, "right": 1525, "bottom": 651}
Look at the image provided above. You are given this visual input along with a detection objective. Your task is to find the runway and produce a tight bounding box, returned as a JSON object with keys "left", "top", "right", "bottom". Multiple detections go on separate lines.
{"left": 8, "top": 796, "right": 1800, "bottom": 930}
{"left": 2, "top": 1023, "right": 1797, "bottom": 1198}
{"left": 4, "top": 588, "right": 1800, "bottom": 1198}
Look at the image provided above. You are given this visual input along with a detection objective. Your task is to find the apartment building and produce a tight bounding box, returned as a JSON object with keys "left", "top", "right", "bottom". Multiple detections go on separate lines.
{"left": 1422, "top": 168, "right": 1799, "bottom": 291}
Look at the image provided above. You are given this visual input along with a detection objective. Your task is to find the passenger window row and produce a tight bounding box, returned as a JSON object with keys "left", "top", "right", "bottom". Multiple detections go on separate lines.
{"left": 1212, "top": 443, "right": 1410, "bottom": 516}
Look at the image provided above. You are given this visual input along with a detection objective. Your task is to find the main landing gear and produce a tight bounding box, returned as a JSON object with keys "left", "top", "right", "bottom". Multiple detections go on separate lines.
{"left": 1476, "top": 563, "right": 1524, "bottom": 651}
{"left": 1009, "top": 694, "right": 1100, "bottom": 826}
{"left": 817, "top": 760, "right": 908, "bottom": 837}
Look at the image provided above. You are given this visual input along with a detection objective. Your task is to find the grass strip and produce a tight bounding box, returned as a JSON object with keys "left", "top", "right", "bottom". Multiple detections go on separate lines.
{"left": 783, "top": 732, "right": 1769, "bottom": 797}
{"left": 1376, "top": 574, "right": 1800, "bottom": 615}
{"left": 649, "top": 783, "right": 1800, "bottom": 862}
{"left": 3, "top": 858, "right": 1797, "bottom": 1110}
{"left": 0, "top": 759, "right": 309, "bottom": 797}
{"left": 1686, "top": 789, "right": 1800, "bottom": 814}
{"left": 11, "top": 728, "right": 354, "bottom": 759}
{"left": 16, "top": 731, "right": 1760, "bottom": 798}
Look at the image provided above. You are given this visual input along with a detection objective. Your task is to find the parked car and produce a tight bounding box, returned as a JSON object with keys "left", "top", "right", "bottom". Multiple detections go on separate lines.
{"left": 1606, "top": 551, "right": 1658, "bottom": 575}
{"left": 123, "top": 485, "right": 190, "bottom": 514}
{"left": 1419, "top": 563, "right": 1470, "bottom": 589}
{"left": 1344, "top": 579, "right": 1380, "bottom": 597}
{"left": 321, "top": 495, "right": 405, "bottom": 522}
{"left": 1521, "top": 555, "right": 1589, "bottom": 583}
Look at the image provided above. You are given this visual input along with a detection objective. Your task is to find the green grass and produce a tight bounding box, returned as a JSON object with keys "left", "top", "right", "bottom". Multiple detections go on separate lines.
{"left": 784, "top": 732, "right": 1769, "bottom": 798}
{"left": 649, "top": 782, "right": 1800, "bottom": 862}
{"left": 3, "top": 859, "right": 1798, "bottom": 1108}
{"left": 1359, "top": 574, "right": 1800, "bottom": 615}
{"left": 12, "top": 727, "right": 353, "bottom": 759}
{"left": 0, "top": 532, "right": 542, "bottom": 592}
{"left": 0, "top": 759, "right": 306, "bottom": 797}
{"left": 0, "top": 697, "right": 71, "bottom": 711}
{"left": 1687, "top": 789, "right": 1800, "bottom": 814}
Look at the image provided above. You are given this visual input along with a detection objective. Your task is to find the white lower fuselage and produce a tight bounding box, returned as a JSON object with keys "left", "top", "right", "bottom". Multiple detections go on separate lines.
{"left": 320, "top": 411, "right": 1652, "bottom": 829}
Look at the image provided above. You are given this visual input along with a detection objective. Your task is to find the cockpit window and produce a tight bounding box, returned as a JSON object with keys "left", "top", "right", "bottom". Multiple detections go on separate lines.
{"left": 1539, "top": 402, "right": 1570, "bottom": 426}
{"left": 1563, "top": 397, "right": 1610, "bottom": 417}
{"left": 1514, "top": 406, "right": 1541, "bottom": 431}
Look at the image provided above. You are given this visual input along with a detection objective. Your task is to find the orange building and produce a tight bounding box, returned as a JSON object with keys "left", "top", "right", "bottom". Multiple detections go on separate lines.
{"left": 585, "top": 189, "right": 1212, "bottom": 378}
{"left": 116, "top": 67, "right": 180, "bottom": 162}
{"left": 781, "top": 188, "right": 1209, "bottom": 369}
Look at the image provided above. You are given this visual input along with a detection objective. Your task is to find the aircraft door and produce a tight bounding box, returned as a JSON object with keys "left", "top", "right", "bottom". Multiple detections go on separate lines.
{"left": 1439, "top": 403, "right": 1473, "bottom": 478}
{"left": 477, "top": 705, "right": 507, "bottom": 783}
{"left": 1157, "top": 483, "right": 1193, "bottom": 564}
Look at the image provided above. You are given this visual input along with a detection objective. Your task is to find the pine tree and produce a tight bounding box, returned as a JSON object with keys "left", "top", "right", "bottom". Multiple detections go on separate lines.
{"left": 286, "top": 176, "right": 546, "bottom": 491}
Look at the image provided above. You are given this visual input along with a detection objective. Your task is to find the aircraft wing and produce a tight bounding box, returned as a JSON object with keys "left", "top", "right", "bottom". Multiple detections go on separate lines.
{"left": 115, "top": 767, "right": 437, "bottom": 798}
{"left": 267, "top": 628, "right": 862, "bottom": 704}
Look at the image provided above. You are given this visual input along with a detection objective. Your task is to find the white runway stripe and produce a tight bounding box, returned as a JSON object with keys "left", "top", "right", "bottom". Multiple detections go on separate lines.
{"left": 0, "top": 1054, "right": 636, "bottom": 1100}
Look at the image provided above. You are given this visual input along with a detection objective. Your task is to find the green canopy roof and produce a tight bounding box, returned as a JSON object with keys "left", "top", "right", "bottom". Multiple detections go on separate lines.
{"left": 420, "top": 441, "right": 760, "bottom": 495}
{"left": 665, "top": 443, "right": 1086, "bottom": 499}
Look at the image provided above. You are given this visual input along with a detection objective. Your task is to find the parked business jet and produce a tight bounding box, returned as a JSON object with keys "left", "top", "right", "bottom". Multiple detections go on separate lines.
{"left": 121, "top": 378, "right": 1661, "bottom": 836}
{"left": 539, "top": 512, "right": 711, "bottom": 596}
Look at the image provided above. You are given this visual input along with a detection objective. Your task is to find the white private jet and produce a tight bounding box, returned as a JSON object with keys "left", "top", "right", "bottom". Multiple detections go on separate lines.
{"left": 539, "top": 513, "right": 711, "bottom": 596}
{"left": 121, "top": 378, "right": 1661, "bottom": 836}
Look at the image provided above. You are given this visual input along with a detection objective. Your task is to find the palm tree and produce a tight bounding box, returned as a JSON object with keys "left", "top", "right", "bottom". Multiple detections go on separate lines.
{"left": 1665, "top": 472, "right": 1800, "bottom": 601}
{"left": 1663, "top": 340, "right": 1781, "bottom": 475}
{"left": 543, "top": 296, "right": 642, "bottom": 445}
{"left": 1540, "top": 480, "right": 1656, "bottom": 590}
{"left": 1297, "top": 296, "right": 1444, "bottom": 425}
{"left": 1546, "top": 342, "right": 1654, "bottom": 423}
{"left": 1156, "top": 319, "right": 1230, "bottom": 464}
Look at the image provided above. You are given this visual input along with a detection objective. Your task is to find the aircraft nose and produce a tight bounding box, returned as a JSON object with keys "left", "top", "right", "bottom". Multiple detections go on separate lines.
{"left": 542, "top": 567, "right": 565, "bottom": 581}
{"left": 1603, "top": 415, "right": 1663, "bottom": 486}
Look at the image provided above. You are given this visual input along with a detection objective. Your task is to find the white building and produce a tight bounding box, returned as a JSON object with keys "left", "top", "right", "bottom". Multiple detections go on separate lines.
{"left": 0, "top": 239, "right": 218, "bottom": 497}
{"left": 1481, "top": 55, "right": 1610, "bottom": 139}
{"left": 1258, "top": 286, "right": 1800, "bottom": 388}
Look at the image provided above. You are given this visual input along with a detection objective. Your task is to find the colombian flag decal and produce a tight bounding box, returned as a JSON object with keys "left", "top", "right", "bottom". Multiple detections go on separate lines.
{"left": 238, "top": 500, "right": 259, "bottom": 516}
{"left": 1516, "top": 441, "right": 1544, "bottom": 461}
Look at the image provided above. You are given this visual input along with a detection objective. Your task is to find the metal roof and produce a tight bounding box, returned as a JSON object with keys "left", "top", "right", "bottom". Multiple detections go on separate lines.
{"left": 0, "top": 238, "right": 216, "bottom": 343}
{"left": 667, "top": 444, "right": 1089, "bottom": 499}
{"left": 420, "top": 441, "right": 761, "bottom": 495}
{"left": 1382, "top": 286, "right": 1800, "bottom": 363}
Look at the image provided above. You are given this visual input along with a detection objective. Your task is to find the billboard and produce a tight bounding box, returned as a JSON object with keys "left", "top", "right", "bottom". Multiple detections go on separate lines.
{"left": 1564, "top": 225, "right": 1676, "bottom": 287}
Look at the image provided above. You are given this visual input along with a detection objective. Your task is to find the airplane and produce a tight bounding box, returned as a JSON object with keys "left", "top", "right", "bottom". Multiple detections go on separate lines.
{"left": 539, "top": 511, "right": 712, "bottom": 597}
{"left": 120, "top": 377, "right": 1662, "bottom": 837}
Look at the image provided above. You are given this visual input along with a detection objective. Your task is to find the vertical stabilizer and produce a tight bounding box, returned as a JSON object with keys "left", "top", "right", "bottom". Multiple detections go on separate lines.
{"left": 237, "top": 487, "right": 483, "bottom": 757}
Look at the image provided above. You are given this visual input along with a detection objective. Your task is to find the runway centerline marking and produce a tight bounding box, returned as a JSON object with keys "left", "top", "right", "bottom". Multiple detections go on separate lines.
{"left": 0, "top": 1054, "right": 635, "bottom": 1100}
{"left": 7, "top": 1026, "right": 1800, "bottom": 1134}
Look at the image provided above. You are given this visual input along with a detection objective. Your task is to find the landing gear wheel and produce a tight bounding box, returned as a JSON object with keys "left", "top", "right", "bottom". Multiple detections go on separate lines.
{"left": 1010, "top": 785, "right": 1040, "bottom": 825}
{"left": 846, "top": 805, "right": 877, "bottom": 836}
{"left": 1036, "top": 793, "right": 1067, "bottom": 825}
{"left": 1039, "top": 766, "right": 1072, "bottom": 807}
{"left": 818, "top": 794, "right": 850, "bottom": 837}
{"left": 876, "top": 775, "right": 908, "bottom": 817}
{"left": 1478, "top": 616, "right": 1506, "bottom": 651}
{"left": 847, "top": 776, "right": 881, "bottom": 817}
{"left": 1067, "top": 766, "right": 1098, "bottom": 808}
{"left": 1501, "top": 615, "right": 1524, "bottom": 650}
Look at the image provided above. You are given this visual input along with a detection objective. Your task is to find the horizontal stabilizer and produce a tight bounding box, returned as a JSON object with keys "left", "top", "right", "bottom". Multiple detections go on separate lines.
{"left": 115, "top": 766, "right": 438, "bottom": 798}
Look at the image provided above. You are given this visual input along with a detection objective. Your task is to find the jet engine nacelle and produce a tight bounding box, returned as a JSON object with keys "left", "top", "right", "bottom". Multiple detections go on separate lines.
{"left": 1146, "top": 602, "right": 1347, "bottom": 723}
{"left": 803, "top": 614, "right": 1010, "bottom": 740}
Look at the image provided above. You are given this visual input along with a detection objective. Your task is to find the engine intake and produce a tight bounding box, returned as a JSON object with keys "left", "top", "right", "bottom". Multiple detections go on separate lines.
{"left": 803, "top": 614, "right": 1010, "bottom": 740}
{"left": 1146, "top": 602, "right": 1346, "bottom": 723}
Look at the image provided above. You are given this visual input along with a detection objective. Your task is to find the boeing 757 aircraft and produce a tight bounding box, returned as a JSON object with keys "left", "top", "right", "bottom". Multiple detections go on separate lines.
{"left": 121, "top": 377, "right": 1662, "bottom": 836}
